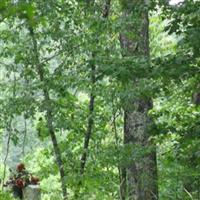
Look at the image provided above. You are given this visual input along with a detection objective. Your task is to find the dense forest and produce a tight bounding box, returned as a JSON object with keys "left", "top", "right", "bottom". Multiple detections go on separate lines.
{"left": 0, "top": 0, "right": 200, "bottom": 199}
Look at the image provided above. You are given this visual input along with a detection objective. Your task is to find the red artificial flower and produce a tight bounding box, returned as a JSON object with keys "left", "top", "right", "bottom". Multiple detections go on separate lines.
{"left": 16, "top": 163, "right": 25, "bottom": 172}
{"left": 31, "top": 176, "right": 40, "bottom": 185}
{"left": 15, "top": 179, "right": 24, "bottom": 188}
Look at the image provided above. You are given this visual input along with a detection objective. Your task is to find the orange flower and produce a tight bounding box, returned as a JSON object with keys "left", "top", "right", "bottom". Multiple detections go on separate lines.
{"left": 16, "top": 163, "right": 25, "bottom": 172}
{"left": 31, "top": 176, "right": 40, "bottom": 185}
{"left": 15, "top": 179, "right": 24, "bottom": 188}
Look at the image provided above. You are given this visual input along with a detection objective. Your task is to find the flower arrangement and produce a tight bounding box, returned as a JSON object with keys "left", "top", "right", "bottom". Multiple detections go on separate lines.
{"left": 4, "top": 163, "right": 39, "bottom": 199}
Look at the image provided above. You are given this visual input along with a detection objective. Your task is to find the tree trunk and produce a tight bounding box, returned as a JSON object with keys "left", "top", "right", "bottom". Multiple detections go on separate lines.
{"left": 120, "top": 1, "right": 158, "bottom": 199}
{"left": 119, "top": 167, "right": 127, "bottom": 200}
{"left": 74, "top": 1, "right": 111, "bottom": 198}
{"left": 29, "top": 27, "right": 68, "bottom": 200}
{"left": 79, "top": 0, "right": 111, "bottom": 178}
{"left": 79, "top": 0, "right": 111, "bottom": 176}
{"left": 80, "top": 63, "right": 95, "bottom": 175}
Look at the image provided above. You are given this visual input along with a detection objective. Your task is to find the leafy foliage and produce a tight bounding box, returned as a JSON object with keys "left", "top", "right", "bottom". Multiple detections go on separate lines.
{"left": 0, "top": 0, "right": 200, "bottom": 199}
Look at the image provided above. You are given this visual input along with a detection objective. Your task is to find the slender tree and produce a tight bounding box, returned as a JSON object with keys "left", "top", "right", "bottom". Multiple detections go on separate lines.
{"left": 80, "top": 61, "right": 95, "bottom": 176}
{"left": 75, "top": 1, "right": 111, "bottom": 198}
{"left": 120, "top": 1, "right": 158, "bottom": 199}
{"left": 80, "top": 0, "right": 111, "bottom": 176}
{"left": 29, "top": 26, "right": 68, "bottom": 200}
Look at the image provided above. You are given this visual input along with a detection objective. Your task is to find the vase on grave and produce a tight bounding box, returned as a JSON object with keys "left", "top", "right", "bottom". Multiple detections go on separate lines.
{"left": 23, "top": 185, "right": 41, "bottom": 200}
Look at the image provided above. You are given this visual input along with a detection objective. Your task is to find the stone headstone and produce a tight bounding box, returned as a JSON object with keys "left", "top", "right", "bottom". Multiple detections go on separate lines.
{"left": 23, "top": 185, "right": 41, "bottom": 200}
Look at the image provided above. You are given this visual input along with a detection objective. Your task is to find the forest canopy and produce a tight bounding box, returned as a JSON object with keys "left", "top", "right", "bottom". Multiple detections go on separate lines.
{"left": 0, "top": 0, "right": 200, "bottom": 199}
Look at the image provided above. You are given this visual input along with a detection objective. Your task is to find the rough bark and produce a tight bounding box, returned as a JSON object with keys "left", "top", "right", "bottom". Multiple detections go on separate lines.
{"left": 119, "top": 167, "right": 127, "bottom": 200}
{"left": 120, "top": 1, "right": 158, "bottom": 199}
{"left": 119, "top": 112, "right": 128, "bottom": 200}
{"left": 124, "top": 108, "right": 158, "bottom": 200}
{"left": 29, "top": 27, "right": 68, "bottom": 200}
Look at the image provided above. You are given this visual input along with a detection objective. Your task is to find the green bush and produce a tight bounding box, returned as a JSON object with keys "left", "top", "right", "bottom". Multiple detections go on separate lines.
{"left": 0, "top": 190, "right": 14, "bottom": 200}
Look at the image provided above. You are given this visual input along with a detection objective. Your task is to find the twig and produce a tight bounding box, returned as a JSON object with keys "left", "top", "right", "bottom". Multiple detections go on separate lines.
{"left": 183, "top": 187, "right": 194, "bottom": 200}
{"left": 40, "top": 44, "right": 81, "bottom": 66}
